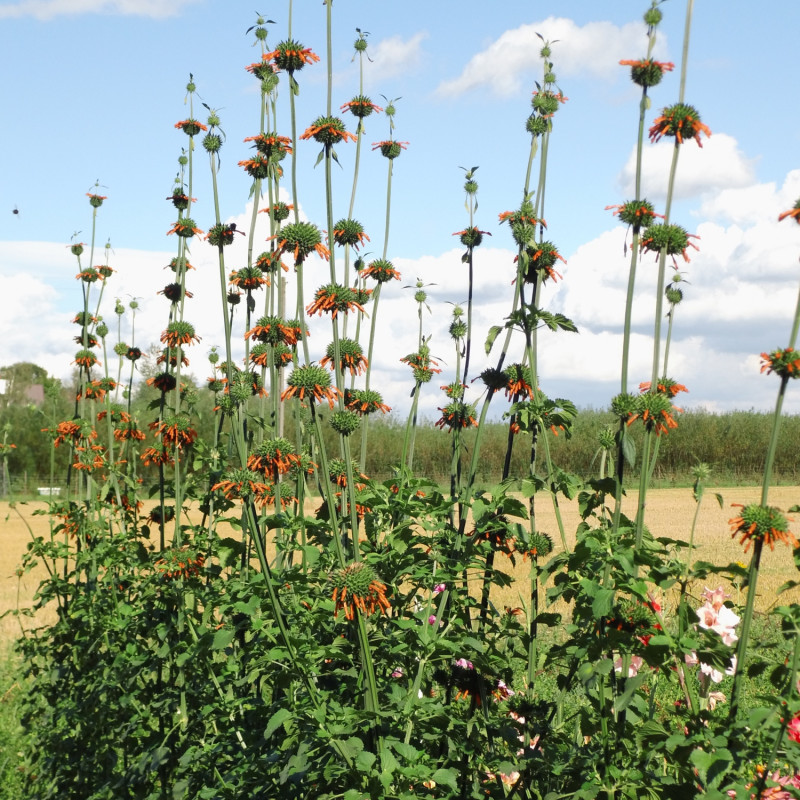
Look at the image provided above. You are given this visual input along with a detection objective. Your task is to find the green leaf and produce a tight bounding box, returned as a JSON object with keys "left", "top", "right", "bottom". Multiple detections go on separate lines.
{"left": 431, "top": 768, "right": 459, "bottom": 791}
{"left": 621, "top": 428, "right": 636, "bottom": 468}
{"left": 265, "top": 708, "right": 292, "bottom": 739}
{"left": 212, "top": 628, "right": 235, "bottom": 650}
{"left": 356, "top": 750, "right": 376, "bottom": 772}
{"left": 485, "top": 325, "right": 502, "bottom": 355}
{"left": 689, "top": 746, "right": 732, "bottom": 790}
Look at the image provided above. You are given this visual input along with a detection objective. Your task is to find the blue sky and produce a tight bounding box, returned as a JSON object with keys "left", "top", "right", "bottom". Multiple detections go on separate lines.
{"left": 2, "top": 0, "right": 800, "bottom": 420}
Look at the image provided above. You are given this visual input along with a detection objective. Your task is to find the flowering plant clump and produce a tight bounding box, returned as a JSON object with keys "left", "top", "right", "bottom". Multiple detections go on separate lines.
{"left": 17, "top": 7, "right": 800, "bottom": 800}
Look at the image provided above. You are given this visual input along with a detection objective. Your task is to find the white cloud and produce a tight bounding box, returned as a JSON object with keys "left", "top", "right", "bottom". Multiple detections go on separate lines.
{"left": 436, "top": 17, "right": 667, "bottom": 98}
{"left": 366, "top": 32, "right": 428, "bottom": 84}
{"left": 618, "top": 132, "right": 756, "bottom": 201}
{"left": 0, "top": 0, "right": 200, "bottom": 18}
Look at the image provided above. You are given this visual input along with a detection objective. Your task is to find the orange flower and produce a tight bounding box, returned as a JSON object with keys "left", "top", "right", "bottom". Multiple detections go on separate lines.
{"left": 331, "top": 563, "right": 390, "bottom": 620}
{"left": 729, "top": 503, "right": 797, "bottom": 552}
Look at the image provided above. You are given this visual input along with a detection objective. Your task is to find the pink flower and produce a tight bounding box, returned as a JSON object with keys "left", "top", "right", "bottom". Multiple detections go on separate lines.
{"left": 428, "top": 615, "right": 437, "bottom": 625}
{"left": 455, "top": 658, "right": 474, "bottom": 670}
{"left": 701, "top": 586, "right": 730, "bottom": 612}
{"left": 433, "top": 583, "right": 446, "bottom": 595}
{"left": 614, "top": 655, "right": 644, "bottom": 677}
{"left": 700, "top": 654, "right": 737, "bottom": 685}
{"left": 788, "top": 716, "right": 800, "bottom": 744}
{"left": 391, "top": 667, "right": 404, "bottom": 679}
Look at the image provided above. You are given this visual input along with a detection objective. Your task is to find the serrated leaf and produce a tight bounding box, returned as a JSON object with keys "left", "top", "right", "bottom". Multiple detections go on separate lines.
{"left": 265, "top": 708, "right": 292, "bottom": 739}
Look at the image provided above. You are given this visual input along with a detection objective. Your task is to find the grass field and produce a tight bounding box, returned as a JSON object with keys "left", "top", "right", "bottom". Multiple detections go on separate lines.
{"left": 3, "top": 485, "right": 799, "bottom": 643}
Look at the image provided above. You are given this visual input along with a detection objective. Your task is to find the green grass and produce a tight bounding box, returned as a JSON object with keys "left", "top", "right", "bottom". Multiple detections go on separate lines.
{"left": 0, "top": 645, "right": 27, "bottom": 800}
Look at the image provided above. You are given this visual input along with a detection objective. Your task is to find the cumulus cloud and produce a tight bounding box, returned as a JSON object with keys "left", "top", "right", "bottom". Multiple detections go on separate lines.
{"left": 0, "top": 0, "right": 201, "bottom": 19}
{"left": 366, "top": 32, "right": 428, "bottom": 84}
{"left": 436, "top": 17, "right": 667, "bottom": 98}
{"left": 618, "top": 133, "right": 756, "bottom": 201}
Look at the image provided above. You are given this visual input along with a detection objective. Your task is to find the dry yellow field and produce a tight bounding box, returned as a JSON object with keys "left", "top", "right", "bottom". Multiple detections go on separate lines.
{"left": 2, "top": 486, "right": 799, "bottom": 643}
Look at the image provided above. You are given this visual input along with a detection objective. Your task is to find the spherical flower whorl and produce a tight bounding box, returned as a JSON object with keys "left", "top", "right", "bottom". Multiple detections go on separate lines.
{"left": 74, "top": 349, "right": 99, "bottom": 369}
{"left": 360, "top": 258, "right": 400, "bottom": 283}
{"left": 640, "top": 223, "right": 698, "bottom": 264}
{"left": 207, "top": 223, "right": 241, "bottom": 248}
{"left": 449, "top": 319, "right": 467, "bottom": 340}
{"left": 330, "top": 562, "right": 390, "bottom": 620}
{"left": 619, "top": 58, "right": 674, "bottom": 88}
{"left": 344, "top": 389, "right": 391, "bottom": 416}
{"left": 320, "top": 338, "right": 368, "bottom": 375}
{"left": 526, "top": 114, "right": 550, "bottom": 137}
{"left": 531, "top": 89, "right": 567, "bottom": 117}
{"left": 161, "top": 320, "right": 200, "bottom": 348}
{"left": 248, "top": 437, "right": 301, "bottom": 476}
{"left": 148, "top": 372, "right": 177, "bottom": 393}
{"left": 229, "top": 266, "right": 267, "bottom": 291}
{"left": 154, "top": 546, "right": 205, "bottom": 580}
{"left": 526, "top": 532, "right": 554, "bottom": 559}
{"left": 401, "top": 347, "right": 441, "bottom": 383}
{"left": 125, "top": 346, "right": 143, "bottom": 362}
{"left": 262, "top": 200, "right": 293, "bottom": 222}
{"left": 301, "top": 115, "right": 356, "bottom": 146}
{"left": 255, "top": 250, "right": 289, "bottom": 274}
{"left": 639, "top": 377, "right": 688, "bottom": 398}
{"left": 504, "top": 363, "right": 535, "bottom": 399}
{"left": 729, "top": 504, "right": 797, "bottom": 552}
{"left": 626, "top": 392, "right": 681, "bottom": 436}
{"left": 665, "top": 285, "right": 684, "bottom": 305}
{"left": 69, "top": 242, "right": 85, "bottom": 256}
{"left": 174, "top": 119, "right": 208, "bottom": 136}
{"left": 606, "top": 199, "right": 661, "bottom": 231}
{"left": 265, "top": 39, "right": 320, "bottom": 73}
{"left": 454, "top": 226, "right": 490, "bottom": 248}
{"left": 167, "top": 218, "right": 202, "bottom": 238}
{"left": 480, "top": 367, "right": 508, "bottom": 392}
{"left": 649, "top": 103, "right": 711, "bottom": 147}
{"left": 151, "top": 413, "right": 197, "bottom": 449}
{"left": 245, "top": 56, "right": 278, "bottom": 81}
{"left": 332, "top": 218, "right": 369, "bottom": 250}
{"left": 441, "top": 382, "right": 466, "bottom": 400}
{"left": 341, "top": 95, "right": 382, "bottom": 119}
{"left": 499, "top": 201, "right": 545, "bottom": 248}
{"left": 522, "top": 241, "right": 566, "bottom": 283}
{"left": 275, "top": 221, "right": 329, "bottom": 262}
{"left": 202, "top": 133, "right": 222, "bottom": 153}
{"left": 779, "top": 198, "right": 800, "bottom": 225}
{"left": 611, "top": 392, "right": 639, "bottom": 421}
{"left": 330, "top": 410, "right": 360, "bottom": 436}
{"left": 760, "top": 347, "right": 800, "bottom": 379}
{"left": 306, "top": 283, "right": 365, "bottom": 318}
{"left": 435, "top": 401, "right": 478, "bottom": 432}
{"left": 212, "top": 467, "right": 269, "bottom": 503}
{"left": 87, "top": 193, "right": 107, "bottom": 208}
{"left": 244, "top": 132, "right": 292, "bottom": 159}
{"left": 281, "top": 364, "right": 341, "bottom": 408}
{"left": 371, "top": 140, "right": 408, "bottom": 159}
{"left": 168, "top": 190, "right": 192, "bottom": 210}
{"left": 227, "top": 368, "right": 266, "bottom": 402}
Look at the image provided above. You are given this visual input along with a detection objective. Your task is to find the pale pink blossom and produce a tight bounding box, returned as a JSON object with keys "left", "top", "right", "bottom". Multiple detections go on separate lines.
{"left": 614, "top": 654, "right": 644, "bottom": 677}
{"left": 707, "top": 691, "right": 726, "bottom": 711}
{"left": 433, "top": 583, "right": 446, "bottom": 595}
{"left": 455, "top": 657, "right": 474, "bottom": 670}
